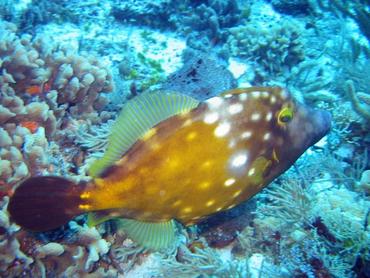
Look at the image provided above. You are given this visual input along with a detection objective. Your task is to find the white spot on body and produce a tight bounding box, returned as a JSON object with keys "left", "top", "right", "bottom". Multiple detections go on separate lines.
{"left": 248, "top": 168, "right": 256, "bottom": 176}
{"left": 263, "top": 133, "right": 271, "bottom": 141}
{"left": 206, "top": 97, "right": 224, "bottom": 109}
{"left": 183, "top": 119, "right": 193, "bottom": 127}
{"left": 262, "top": 91, "right": 269, "bottom": 98}
{"left": 214, "top": 122, "right": 231, "bottom": 137}
{"left": 228, "top": 103, "right": 243, "bottom": 115}
{"left": 251, "top": 91, "right": 261, "bottom": 98}
{"left": 204, "top": 112, "right": 219, "bottom": 124}
{"left": 239, "top": 93, "right": 248, "bottom": 101}
{"left": 224, "top": 178, "right": 236, "bottom": 187}
{"left": 270, "top": 96, "right": 277, "bottom": 104}
{"left": 265, "top": 112, "right": 273, "bottom": 121}
{"left": 230, "top": 152, "right": 249, "bottom": 168}
{"left": 241, "top": 131, "right": 252, "bottom": 139}
{"left": 251, "top": 113, "right": 261, "bottom": 122}
{"left": 159, "top": 190, "right": 166, "bottom": 197}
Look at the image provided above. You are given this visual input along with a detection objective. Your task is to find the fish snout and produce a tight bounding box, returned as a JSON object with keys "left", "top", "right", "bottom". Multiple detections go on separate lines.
{"left": 292, "top": 104, "right": 332, "bottom": 150}
{"left": 308, "top": 108, "right": 332, "bottom": 144}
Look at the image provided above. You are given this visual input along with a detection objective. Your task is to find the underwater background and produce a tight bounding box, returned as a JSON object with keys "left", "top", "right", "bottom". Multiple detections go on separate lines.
{"left": 0, "top": 0, "right": 369, "bottom": 277}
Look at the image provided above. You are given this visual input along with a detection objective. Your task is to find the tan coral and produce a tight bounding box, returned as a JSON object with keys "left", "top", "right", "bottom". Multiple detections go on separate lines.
{"left": 0, "top": 197, "right": 33, "bottom": 276}
{"left": 226, "top": 20, "right": 304, "bottom": 79}
{"left": 0, "top": 20, "right": 113, "bottom": 186}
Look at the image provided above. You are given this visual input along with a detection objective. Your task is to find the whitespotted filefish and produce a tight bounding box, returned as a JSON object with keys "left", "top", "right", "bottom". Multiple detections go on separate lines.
{"left": 8, "top": 87, "right": 331, "bottom": 250}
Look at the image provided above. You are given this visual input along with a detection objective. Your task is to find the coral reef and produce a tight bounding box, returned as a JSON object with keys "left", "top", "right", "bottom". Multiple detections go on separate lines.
{"left": 226, "top": 19, "right": 305, "bottom": 82}
{"left": 110, "top": 0, "right": 245, "bottom": 60}
{"left": 17, "top": 1, "right": 78, "bottom": 34}
{"left": 271, "top": 0, "right": 311, "bottom": 15}
{"left": 0, "top": 197, "right": 33, "bottom": 277}
{"left": 177, "top": 0, "right": 242, "bottom": 41}
{"left": 346, "top": 80, "right": 370, "bottom": 122}
{"left": 111, "top": 0, "right": 178, "bottom": 29}
{"left": 0, "top": 20, "right": 113, "bottom": 186}
{"left": 162, "top": 53, "right": 236, "bottom": 100}
{"left": 156, "top": 243, "right": 251, "bottom": 277}
{"left": 250, "top": 152, "right": 370, "bottom": 277}
{"left": 111, "top": 0, "right": 242, "bottom": 42}
{"left": 310, "top": 0, "right": 370, "bottom": 40}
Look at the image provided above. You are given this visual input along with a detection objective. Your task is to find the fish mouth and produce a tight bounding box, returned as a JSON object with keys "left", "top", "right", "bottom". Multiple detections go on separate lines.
{"left": 287, "top": 104, "right": 332, "bottom": 157}
{"left": 306, "top": 108, "right": 332, "bottom": 146}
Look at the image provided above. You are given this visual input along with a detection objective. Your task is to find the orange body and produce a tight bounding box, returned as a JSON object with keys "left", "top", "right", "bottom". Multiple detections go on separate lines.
{"left": 78, "top": 88, "right": 331, "bottom": 226}
{"left": 7, "top": 87, "right": 331, "bottom": 234}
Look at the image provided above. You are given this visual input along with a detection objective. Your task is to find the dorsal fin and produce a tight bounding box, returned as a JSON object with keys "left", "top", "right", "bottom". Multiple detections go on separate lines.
{"left": 89, "top": 91, "right": 199, "bottom": 178}
{"left": 220, "top": 87, "right": 282, "bottom": 96}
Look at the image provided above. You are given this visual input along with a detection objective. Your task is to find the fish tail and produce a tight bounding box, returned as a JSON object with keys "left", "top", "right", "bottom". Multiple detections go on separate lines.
{"left": 8, "top": 176, "right": 85, "bottom": 232}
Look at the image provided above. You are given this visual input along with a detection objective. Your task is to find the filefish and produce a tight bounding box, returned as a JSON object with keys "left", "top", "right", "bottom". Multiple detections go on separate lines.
{"left": 8, "top": 87, "right": 331, "bottom": 250}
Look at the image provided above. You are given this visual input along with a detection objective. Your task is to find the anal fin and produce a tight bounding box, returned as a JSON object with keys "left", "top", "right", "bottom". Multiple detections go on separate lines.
{"left": 117, "top": 219, "right": 176, "bottom": 251}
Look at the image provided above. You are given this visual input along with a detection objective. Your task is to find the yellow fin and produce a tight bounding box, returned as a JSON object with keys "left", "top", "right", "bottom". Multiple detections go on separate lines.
{"left": 117, "top": 218, "right": 176, "bottom": 251}
{"left": 220, "top": 87, "right": 282, "bottom": 96}
{"left": 87, "top": 212, "right": 115, "bottom": 227}
{"left": 89, "top": 91, "right": 199, "bottom": 177}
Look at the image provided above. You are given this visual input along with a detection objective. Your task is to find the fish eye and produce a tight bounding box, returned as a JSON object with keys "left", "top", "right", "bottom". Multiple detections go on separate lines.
{"left": 277, "top": 106, "right": 293, "bottom": 125}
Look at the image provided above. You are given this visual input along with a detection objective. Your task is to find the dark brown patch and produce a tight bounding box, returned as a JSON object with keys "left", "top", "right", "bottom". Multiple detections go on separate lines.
{"left": 99, "top": 164, "right": 121, "bottom": 179}
{"left": 8, "top": 176, "right": 84, "bottom": 232}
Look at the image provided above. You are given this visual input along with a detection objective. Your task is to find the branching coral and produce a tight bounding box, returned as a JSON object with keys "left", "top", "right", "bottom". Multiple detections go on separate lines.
{"left": 178, "top": 0, "right": 241, "bottom": 42}
{"left": 256, "top": 170, "right": 314, "bottom": 228}
{"left": 70, "top": 223, "right": 111, "bottom": 271}
{"left": 252, "top": 151, "right": 370, "bottom": 277}
{"left": 285, "top": 60, "right": 336, "bottom": 104}
{"left": 309, "top": 0, "right": 370, "bottom": 41}
{"left": 283, "top": 234, "right": 355, "bottom": 278}
{"left": 155, "top": 243, "right": 251, "bottom": 277}
{"left": 226, "top": 20, "right": 304, "bottom": 81}
{"left": 346, "top": 79, "right": 370, "bottom": 122}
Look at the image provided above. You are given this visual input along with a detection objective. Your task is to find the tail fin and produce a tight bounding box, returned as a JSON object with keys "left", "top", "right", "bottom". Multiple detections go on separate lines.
{"left": 8, "top": 176, "right": 84, "bottom": 232}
